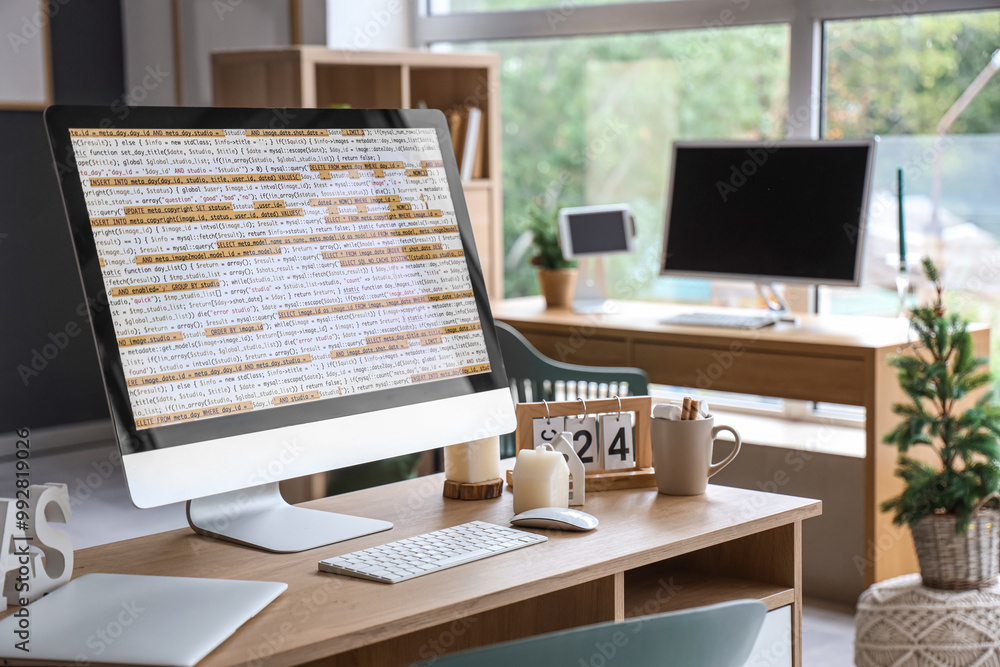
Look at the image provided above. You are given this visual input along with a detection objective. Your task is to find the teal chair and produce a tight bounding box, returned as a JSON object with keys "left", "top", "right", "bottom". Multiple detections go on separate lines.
{"left": 409, "top": 599, "right": 767, "bottom": 667}
{"left": 495, "top": 321, "right": 649, "bottom": 457}
{"left": 496, "top": 321, "right": 649, "bottom": 403}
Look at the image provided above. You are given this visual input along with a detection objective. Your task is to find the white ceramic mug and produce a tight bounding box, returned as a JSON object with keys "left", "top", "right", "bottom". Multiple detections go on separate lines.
{"left": 650, "top": 414, "right": 741, "bottom": 495}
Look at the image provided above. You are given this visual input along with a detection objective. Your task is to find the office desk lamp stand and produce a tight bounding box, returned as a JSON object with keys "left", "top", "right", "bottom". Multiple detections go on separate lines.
{"left": 556, "top": 204, "right": 635, "bottom": 314}
{"left": 573, "top": 256, "right": 610, "bottom": 313}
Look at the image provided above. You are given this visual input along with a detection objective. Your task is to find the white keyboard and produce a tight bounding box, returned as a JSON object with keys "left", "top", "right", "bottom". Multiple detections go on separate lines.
{"left": 317, "top": 521, "right": 547, "bottom": 583}
{"left": 662, "top": 312, "right": 778, "bottom": 329}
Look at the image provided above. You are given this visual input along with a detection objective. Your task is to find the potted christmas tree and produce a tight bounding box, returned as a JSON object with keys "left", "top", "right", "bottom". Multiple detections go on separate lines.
{"left": 882, "top": 257, "right": 1000, "bottom": 590}
{"left": 528, "top": 208, "right": 577, "bottom": 308}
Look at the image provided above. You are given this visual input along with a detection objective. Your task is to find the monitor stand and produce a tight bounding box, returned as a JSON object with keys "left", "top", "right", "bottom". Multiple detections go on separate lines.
{"left": 755, "top": 283, "right": 799, "bottom": 324}
{"left": 573, "top": 257, "right": 609, "bottom": 313}
{"left": 187, "top": 482, "right": 393, "bottom": 553}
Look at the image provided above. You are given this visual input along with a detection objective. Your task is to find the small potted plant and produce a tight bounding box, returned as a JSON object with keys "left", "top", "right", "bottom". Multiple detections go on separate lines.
{"left": 528, "top": 208, "right": 577, "bottom": 308}
{"left": 882, "top": 257, "right": 1000, "bottom": 590}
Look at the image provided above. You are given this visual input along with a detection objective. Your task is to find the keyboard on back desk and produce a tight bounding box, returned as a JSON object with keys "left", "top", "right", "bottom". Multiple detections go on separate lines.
{"left": 662, "top": 312, "right": 778, "bottom": 329}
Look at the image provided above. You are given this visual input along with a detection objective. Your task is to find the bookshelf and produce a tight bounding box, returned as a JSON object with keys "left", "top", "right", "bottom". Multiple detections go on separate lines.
{"left": 211, "top": 46, "right": 504, "bottom": 301}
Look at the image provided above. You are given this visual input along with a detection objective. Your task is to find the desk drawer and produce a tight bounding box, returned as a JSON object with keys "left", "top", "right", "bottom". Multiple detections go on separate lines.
{"left": 520, "top": 331, "right": 631, "bottom": 367}
{"left": 635, "top": 342, "right": 865, "bottom": 405}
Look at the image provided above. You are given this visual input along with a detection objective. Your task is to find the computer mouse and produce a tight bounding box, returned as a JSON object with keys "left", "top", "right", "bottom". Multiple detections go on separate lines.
{"left": 510, "top": 507, "right": 599, "bottom": 532}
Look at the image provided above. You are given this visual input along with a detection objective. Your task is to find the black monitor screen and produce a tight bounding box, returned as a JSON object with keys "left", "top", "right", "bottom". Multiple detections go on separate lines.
{"left": 662, "top": 142, "right": 873, "bottom": 284}
{"left": 568, "top": 211, "right": 629, "bottom": 255}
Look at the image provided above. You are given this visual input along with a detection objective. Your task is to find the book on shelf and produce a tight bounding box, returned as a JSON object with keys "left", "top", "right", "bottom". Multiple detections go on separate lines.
{"left": 472, "top": 107, "right": 486, "bottom": 180}
{"left": 447, "top": 107, "right": 465, "bottom": 173}
{"left": 460, "top": 106, "right": 481, "bottom": 182}
{"left": 446, "top": 104, "right": 485, "bottom": 182}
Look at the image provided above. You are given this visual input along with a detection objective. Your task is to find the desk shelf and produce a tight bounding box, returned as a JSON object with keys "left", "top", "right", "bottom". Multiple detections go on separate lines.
{"left": 624, "top": 563, "right": 794, "bottom": 616}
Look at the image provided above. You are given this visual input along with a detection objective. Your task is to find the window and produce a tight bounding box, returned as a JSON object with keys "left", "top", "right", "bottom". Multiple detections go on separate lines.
{"left": 449, "top": 25, "right": 790, "bottom": 299}
{"left": 419, "top": 0, "right": 999, "bottom": 417}
{"left": 821, "top": 10, "right": 1000, "bottom": 377}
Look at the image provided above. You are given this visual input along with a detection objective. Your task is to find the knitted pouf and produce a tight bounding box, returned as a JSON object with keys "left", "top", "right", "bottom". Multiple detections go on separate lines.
{"left": 855, "top": 574, "right": 1000, "bottom": 666}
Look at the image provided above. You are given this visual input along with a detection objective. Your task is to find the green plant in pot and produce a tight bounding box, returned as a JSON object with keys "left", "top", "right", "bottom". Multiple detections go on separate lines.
{"left": 882, "top": 257, "right": 1000, "bottom": 590}
{"left": 528, "top": 208, "right": 577, "bottom": 308}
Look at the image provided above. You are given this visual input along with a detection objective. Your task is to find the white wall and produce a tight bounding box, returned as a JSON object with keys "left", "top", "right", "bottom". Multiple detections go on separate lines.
{"left": 327, "top": 0, "right": 412, "bottom": 52}
{"left": 177, "top": 0, "right": 290, "bottom": 107}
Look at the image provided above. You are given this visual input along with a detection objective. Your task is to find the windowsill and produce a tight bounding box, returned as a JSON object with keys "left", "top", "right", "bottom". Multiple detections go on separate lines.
{"left": 650, "top": 398, "right": 866, "bottom": 458}
{"left": 709, "top": 407, "right": 866, "bottom": 458}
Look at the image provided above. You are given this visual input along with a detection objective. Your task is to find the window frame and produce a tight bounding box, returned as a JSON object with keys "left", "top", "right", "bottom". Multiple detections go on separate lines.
{"left": 415, "top": 0, "right": 1000, "bottom": 143}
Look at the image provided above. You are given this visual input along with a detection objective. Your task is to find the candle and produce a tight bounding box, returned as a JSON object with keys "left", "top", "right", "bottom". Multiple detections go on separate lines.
{"left": 897, "top": 167, "right": 906, "bottom": 269}
{"left": 512, "top": 445, "right": 569, "bottom": 514}
{"left": 444, "top": 436, "right": 501, "bottom": 483}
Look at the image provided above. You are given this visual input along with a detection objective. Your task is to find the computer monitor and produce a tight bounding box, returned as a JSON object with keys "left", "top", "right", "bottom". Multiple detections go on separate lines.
{"left": 45, "top": 106, "right": 516, "bottom": 552}
{"left": 558, "top": 204, "right": 635, "bottom": 259}
{"left": 557, "top": 204, "right": 636, "bottom": 312}
{"left": 661, "top": 140, "right": 876, "bottom": 308}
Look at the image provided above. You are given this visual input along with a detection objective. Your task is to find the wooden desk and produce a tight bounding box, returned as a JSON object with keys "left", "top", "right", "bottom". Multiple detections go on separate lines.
{"left": 492, "top": 297, "right": 990, "bottom": 587}
{"left": 68, "top": 472, "right": 820, "bottom": 667}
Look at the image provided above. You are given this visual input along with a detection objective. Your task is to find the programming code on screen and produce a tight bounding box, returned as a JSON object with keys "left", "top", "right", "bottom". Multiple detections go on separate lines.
{"left": 69, "top": 127, "right": 491, "bottom": 430}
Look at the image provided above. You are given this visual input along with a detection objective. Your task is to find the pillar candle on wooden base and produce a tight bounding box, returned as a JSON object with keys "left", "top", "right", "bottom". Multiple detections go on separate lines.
{"left": 443, "top": 436, "right": 503, "bottom": 500}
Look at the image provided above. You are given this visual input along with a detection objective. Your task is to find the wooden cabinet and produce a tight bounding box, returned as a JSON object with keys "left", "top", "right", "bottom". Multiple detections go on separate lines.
{"left": 211, "top": 46, "right": 504, "bottom": 299}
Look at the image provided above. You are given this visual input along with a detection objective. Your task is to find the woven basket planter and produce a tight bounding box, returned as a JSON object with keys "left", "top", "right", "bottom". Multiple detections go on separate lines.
{"left": 912, "top": 504, "right": 1000, "bottom": 591}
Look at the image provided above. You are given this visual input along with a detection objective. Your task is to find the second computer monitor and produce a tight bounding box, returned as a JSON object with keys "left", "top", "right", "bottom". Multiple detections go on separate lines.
{"left": 558, "top": 204, "right": 636, "bottom": 312}
{"left": 661, "top": 140, "right": 876, "bottom": 286}
{"left": 558, "top": 204, "right": 636, "bottom": 259}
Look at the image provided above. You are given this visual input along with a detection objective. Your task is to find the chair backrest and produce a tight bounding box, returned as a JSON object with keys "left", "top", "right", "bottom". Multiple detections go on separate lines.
{"left": 409, "top": 599, "right": 767, "bottom": 667}
{"left": 495, "top": 321, "right": 649, "bottom": 404}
